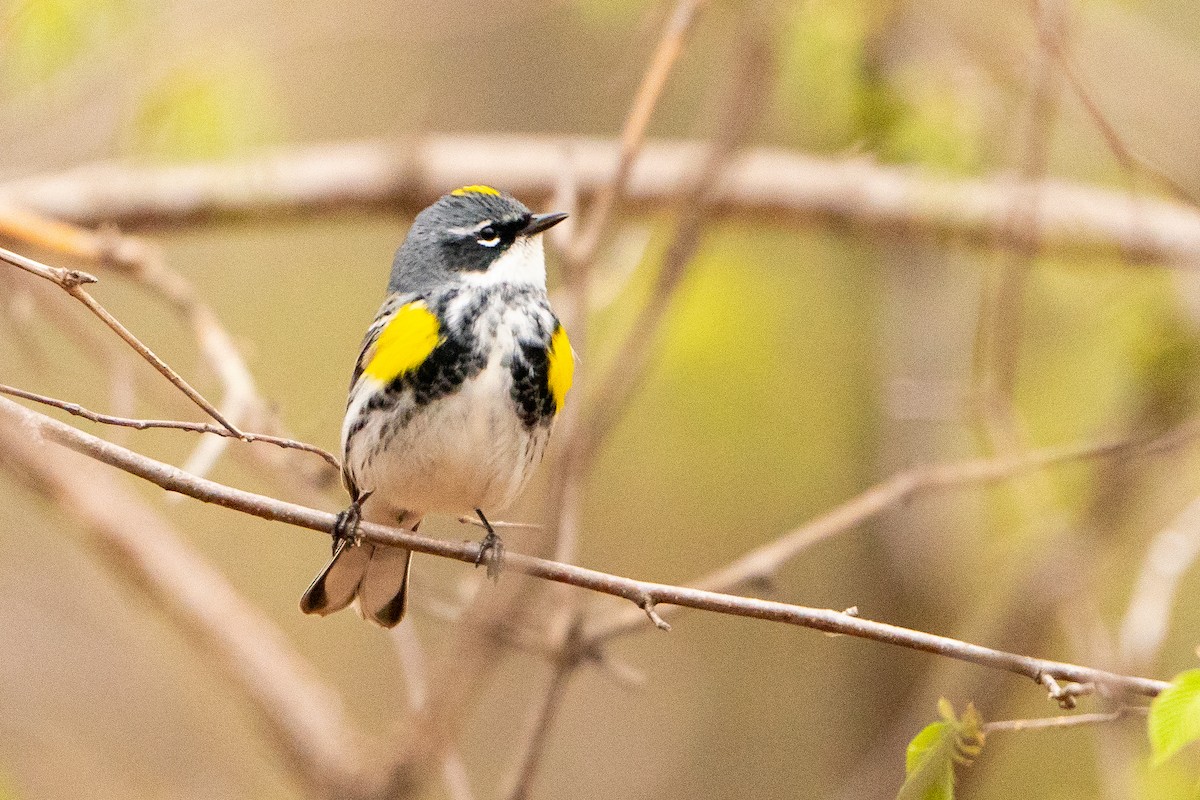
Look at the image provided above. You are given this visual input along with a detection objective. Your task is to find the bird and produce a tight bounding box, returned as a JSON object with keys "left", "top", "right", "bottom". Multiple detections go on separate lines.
{"left": 300, "top": 185, "right": 574, "bottom": 628}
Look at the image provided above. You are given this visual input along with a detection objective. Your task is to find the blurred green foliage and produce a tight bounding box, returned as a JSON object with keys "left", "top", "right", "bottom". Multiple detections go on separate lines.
{"left": 1, "top": 0, "right": 127, "bottom": 88}
{"left": 776, "top": 0, "right": 980, "bottom": 171}
{"left": 129, "top": 57, "right": 281, "bottom": 160}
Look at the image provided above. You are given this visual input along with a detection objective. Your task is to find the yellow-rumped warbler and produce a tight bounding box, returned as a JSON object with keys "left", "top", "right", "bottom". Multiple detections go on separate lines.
{"left": 300, "top": 186, "right": 573, "bottom": 627}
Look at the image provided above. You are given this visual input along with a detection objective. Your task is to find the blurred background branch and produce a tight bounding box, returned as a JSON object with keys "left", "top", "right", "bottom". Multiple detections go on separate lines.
{"left": 4, "top": 136, "right": 1200, "bottom": 264}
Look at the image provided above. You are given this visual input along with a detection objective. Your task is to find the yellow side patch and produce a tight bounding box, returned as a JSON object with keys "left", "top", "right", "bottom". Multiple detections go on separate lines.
{"left": 363, "top": 301, "right": 441, "bottom": 383}
{"left": 547, "top": 324, "right": 574, "bottom": 412}
{"left": 451, "top": 184, "right": 500, "bottom": 197}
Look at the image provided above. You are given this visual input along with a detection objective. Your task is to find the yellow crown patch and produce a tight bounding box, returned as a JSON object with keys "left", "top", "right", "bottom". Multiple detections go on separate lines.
{"left": 451, "top": 184, "right": 500, "bottom": 197}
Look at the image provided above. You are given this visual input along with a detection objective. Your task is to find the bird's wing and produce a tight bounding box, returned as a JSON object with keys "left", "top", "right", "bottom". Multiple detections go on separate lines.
{"left": 349, "top": 294, "right": 440, "bottom": 390}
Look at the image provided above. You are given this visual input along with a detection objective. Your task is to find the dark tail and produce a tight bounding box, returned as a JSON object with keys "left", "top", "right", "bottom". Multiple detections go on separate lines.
{"left": 300, "top": 513, "right": 419, "bottom": 628}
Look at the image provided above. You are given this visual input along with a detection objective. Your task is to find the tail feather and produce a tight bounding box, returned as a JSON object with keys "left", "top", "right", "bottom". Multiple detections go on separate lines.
{"left": 300, "top": 508, "right": 421, "bottom": 628}
{"left": 300, "top": 539, "right": 372, "bottom": 616}
{"left": 358, "top": 546, "right": 413, "bottom": 628}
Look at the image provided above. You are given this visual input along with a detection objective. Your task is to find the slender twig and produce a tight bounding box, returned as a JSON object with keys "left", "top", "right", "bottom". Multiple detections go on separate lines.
{"left": 503, "top": 662, "right": 577, "bottom": 800}
{"left": 570, "top": 15, "right": 776, "bottom": 470}
{"left": 8, "top": 137, "right": 1200, "bottom": 265}
{"left": 390, "top": 625, "right": 477, "bottom": 800}
{"left": 0, "top": 206, "right": 325, "bottom": 484}
{"left": 0, "top": 394, "right": 1171, "bottom": 700}
{"left": 982, "top": 707, "right": 1145, "bottom": 734}
{"left": 0, "top": 244, "right": 243, "bottom": 437}
{"left": 585, "top": 424, "right": 1194, "bottom": 643}
{"left": 504, "top": 16, "right": 774, "bottom": 796}
{"left": 0, "top": 413, "right": 363, "bottom": 798}
{"left": 568, "top": 0, "right": 706, "bottom": 265}
{"left": 550, "top": 0, "right": 707, "bottom": 565}
{"left": 972, "top": 0, "right": 1063, "bottom": 456}
{"left": 0, "top": 382, "right": 340, "bottom": 468}
{"left": 1040, "top": 25, "right": 1199, "bottom": 207}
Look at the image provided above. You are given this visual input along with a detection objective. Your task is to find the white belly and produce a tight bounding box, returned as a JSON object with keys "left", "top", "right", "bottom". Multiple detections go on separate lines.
{"left": 345, "top": 322, "right": 551, "bottom": 520}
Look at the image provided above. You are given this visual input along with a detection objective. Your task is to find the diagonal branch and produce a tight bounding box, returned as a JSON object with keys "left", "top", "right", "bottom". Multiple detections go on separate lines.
{"left": 568, "top": 8, "right": 776, "bottom": 471}
{"left": 584, "top": 423, "right": 1197, "bottom": 643}
{"left": 568, "top": 0, "right": 707, "bottom": 265}
{"left": 0, "top": 394, "right": 1171, "bottom": 700}
{"left": 0, "top": 382, "right": 339, "bottom": 468}
{"left": 0, "top": 412, "right": 363, "bottom": 799}
{"left": 0, "top": 243, "right": 243, "bottom": 436}
{"left": 0, "top": 206, "right": 332, "bottom": 484}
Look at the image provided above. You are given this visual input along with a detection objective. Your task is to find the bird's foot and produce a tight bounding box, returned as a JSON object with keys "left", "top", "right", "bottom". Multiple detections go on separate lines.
{"left": 473, "top": 509, "right": 505, "bottom": 582}
{"left": 331, "top": 490, "right": 372, "bottom": 553}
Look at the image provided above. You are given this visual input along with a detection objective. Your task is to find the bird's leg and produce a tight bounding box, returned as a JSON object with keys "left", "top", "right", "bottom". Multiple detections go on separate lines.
{"left": 331, "top": 490, "right": 373, "bottom": 555}
{"left": 473, "top": 508, "right": 505, "bottom": 582}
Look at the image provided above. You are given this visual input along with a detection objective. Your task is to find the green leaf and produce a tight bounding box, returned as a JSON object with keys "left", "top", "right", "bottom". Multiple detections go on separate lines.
{"left": 1149, "top": 669, "right": 1200, "bottom": 765}
{"left": 901, "top": 721, "right": 957, "bottom": 800}
{"left": 898, "top": 700, "right": 986, "bottom": 800}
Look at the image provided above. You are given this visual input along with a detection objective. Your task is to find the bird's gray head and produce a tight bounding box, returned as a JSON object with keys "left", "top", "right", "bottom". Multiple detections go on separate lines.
{"left": 388, "top": 186, "right": 568, "bottom": 295}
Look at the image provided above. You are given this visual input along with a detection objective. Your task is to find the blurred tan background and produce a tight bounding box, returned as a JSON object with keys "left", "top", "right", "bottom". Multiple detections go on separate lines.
{"left": 3, "top": 0, "right": 1200, "bottom": 798}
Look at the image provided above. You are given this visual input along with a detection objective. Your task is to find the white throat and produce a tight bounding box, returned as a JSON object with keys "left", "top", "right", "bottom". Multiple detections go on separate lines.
{"left": 460, "top": 236, "right": 547, "bottom": 289}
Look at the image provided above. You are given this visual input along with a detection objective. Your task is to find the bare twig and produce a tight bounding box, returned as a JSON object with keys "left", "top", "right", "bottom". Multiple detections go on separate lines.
{"left": 502, "top": 662, "right": 577, "bottom": 800}
{"left": 568, "top": 0, "right": 706, "bottom": 265}
{"left": 390, "top": 625, "right": 477, "bottom": 800}
{"left": 8, "top": 137, "right": 1200, "bottom": 265}
{"left": 570, "top": 13, "right": 775, "bottom": 470}
{"left": 0, "top": 411, "right": 362, "bottom": 798}
{"left": 972, "top": 0, "right": 1064, "bottom": 458}
{"left": 1040, "top": 25, "right": 1199, "bottom": 206}
{"left": 0, "top": 382, "right": 340, "bottom": 468}
{"left": 585, "top": 425, "right": 1194, "bottom": 643}
{"left": 0, "top": 394, "right": 1172, "bottom": 700}
{"left": 0, "top": 243, "right": 243, "bottom": 437}
{"left": 503, "top": 16, "right": 774, "bottom": 797}
{"left": 982, "top": 707, "right": 1145, "bottom": 734}
{"left": 0, "top": 206, "right": 321, "bottom": 483}
{"left": 1, "top": 267, "right": 139, "bottom": 425}
{"left": 550, "top": 0, "right": 708, "bottom": 564}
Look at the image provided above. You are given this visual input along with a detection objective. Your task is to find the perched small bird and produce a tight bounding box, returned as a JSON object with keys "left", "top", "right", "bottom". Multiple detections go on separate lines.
{"left": 300, "top": 186, "right": 574, "bottom": 627}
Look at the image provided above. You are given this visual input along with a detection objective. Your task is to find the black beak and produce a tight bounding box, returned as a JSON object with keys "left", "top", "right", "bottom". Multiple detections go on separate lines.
{"left": 521, "top": 211, "right": 569, "bottom": 236}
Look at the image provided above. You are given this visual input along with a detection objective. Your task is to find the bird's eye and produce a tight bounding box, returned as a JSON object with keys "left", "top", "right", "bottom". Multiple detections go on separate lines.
{"left": 477, "top": 225, "right": 500, "bottom": 247}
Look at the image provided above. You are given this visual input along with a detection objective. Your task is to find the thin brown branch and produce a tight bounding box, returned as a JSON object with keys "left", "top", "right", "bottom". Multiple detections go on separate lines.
{"left": 973, "top": 0, "right": 1063, "bottom": 442}
{"left": 585, "top": 424, "right": 1194, "bottom": 643}
{"left": 549, "top": 0, "right": 707, "bottom": 567}
{"left": 568, "top": 0, "right": 706, "bottom": 265}
{"left": 502, "top": 16, "right": 772, "bottom": 797}
{"left": 390, "top": 625, "right": 477, "bottom": 800}
{"left": 0, "top": 382, "right": 340, "bottom": 468}
{"left": 503, "top": 657, "right": 579, "bottom": 800}
{"left": 1041, "top": 25, "right": 1199, "bottom": 207}
{"left": 1, "top": 267, "right": 139, "bottom": 424}
{"left": 570, "top": 14, "right": 776, "bottom": 470}
{"left": 0, "top": 206, "right": 328, "bottom": 485}
{"left": 0, "top": 243, "right": 243, "bottom": 437}
{"left": 0, "top": 394, "right": 1171, "bottom": 700}
{"left": 0, "top": 410, "right": 363, "bottom": 799}
{"left": 8, "top": 137, "right": 1200, "bottom": 265}
{"left": 981, "top": 707, "right": 1145, "bottom": 734}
